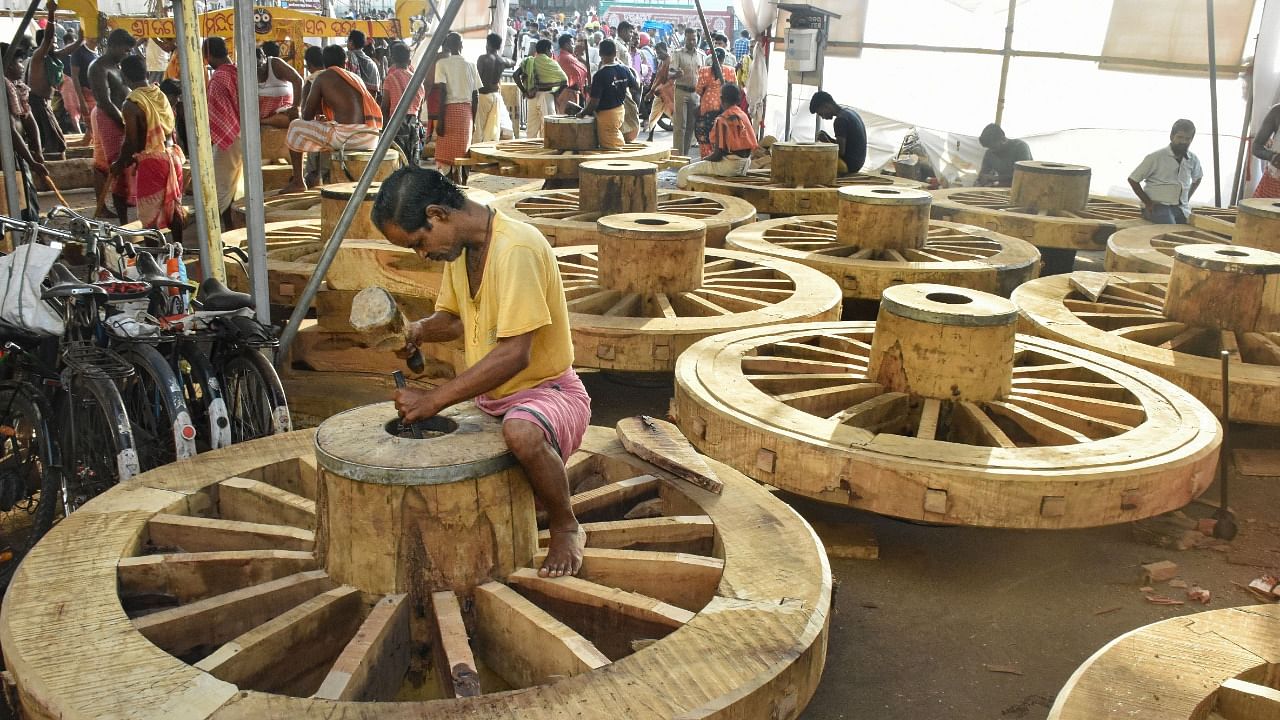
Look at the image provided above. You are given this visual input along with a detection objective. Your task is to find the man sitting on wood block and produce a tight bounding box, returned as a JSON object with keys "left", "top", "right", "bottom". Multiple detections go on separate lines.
{"left": 810, "top": 90, "right": 867, "bottom": 176}
{"left": 372, "top": 167, "right": 591, "bottom": 578}
{"left": 286, "top": 45, "right": 383, "bottom": 160}
{"left": 976, "top": 123, "right": 1032, "bottom": 187}
{"left": 676, "top": 83, "right": 756, "bottom": 188}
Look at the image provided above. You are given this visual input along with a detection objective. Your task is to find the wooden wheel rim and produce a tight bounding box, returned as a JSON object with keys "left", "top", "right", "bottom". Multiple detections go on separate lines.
{"left": 672, "top": 321, "right": 1220, "bottom": 528}
{"left": 0, "top": 426, "right": 831, "bottom": 719}
{"left": 491, "top": 189, "right": 757, "bottom": 247}
{"left": 1189, "top": 205, "right": 1237, "bottom": 235}
{"left": 725, "top": 216, "right": 1040, "bottom": 299}
{"left": 1013, "top": 272, "right": 1280, "bottom": 424}
{"left": 468, "top": 140, "right": 670, "bottom": 179}
{"left": 687, "top": 171, "right": 924, "bottom": 215}
{"left": 556, "top": 246, "right": 842, "bottom": 372}
{"left": 1105, "top": 223, "right": 1232, "bottom": 273}
{"left": 930, "top": 187, "right": 1146, "bottom": 250}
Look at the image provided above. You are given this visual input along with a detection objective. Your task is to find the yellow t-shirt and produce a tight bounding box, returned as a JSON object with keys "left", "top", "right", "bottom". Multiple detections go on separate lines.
{"left": 435, "top": 212, "right": 574, "bottom": 399}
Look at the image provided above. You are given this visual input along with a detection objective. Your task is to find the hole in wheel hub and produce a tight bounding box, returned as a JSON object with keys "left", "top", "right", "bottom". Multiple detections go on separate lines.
{"left": 383, "top": 416, "right": 459, "bottom": 439}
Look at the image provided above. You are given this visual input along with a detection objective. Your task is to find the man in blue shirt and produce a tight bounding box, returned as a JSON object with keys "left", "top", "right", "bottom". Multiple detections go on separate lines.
{"left": 810, "top": 90, "right": 867, "bottom": 176}
{"left": 733, "top": 30, "right": 751, "bottom": 61}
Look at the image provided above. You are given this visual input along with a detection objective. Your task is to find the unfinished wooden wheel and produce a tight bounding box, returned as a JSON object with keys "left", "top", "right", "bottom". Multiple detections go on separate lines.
{"left": 1189, "top": 205, "right": 1238, "bottom": 235}
{"left": 725, "top": 186, "right": 1040, "bottom": 300}
{"left": 557, "top": 213, "right": 842, "bottom": 372}
{"left": 1105, "top": 223, "right": 1232, "bottom": 273}
{"left": 468, "top": 139, "right": 670, "bottom": 180}
{"left": 1014, "top": 245, "right": 1280, "bottom": 424}
{"left": 930, "top": 186, "right": 1147, "bottom": 251}
{"left": 1049, "top": 604, "right": 1280, "bottom": 719}
{"left": 687, "top": 170, "right": 924, "bottom": 216}
{"left": 672, "top": 284, "right": 1221, "bottom": 528}
{"left": 0, "top": 410, "right": 830, "bottom": 719}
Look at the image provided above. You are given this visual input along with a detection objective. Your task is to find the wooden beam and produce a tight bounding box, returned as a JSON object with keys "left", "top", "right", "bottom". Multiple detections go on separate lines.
{"left": 1215, "top": 677, "right": 1280, "bottom": 720}
{"left": 916, "top": 398, "right": 942, "bottom": 441}
{"left": 538, "top": 516, "right": 715, "bottom": 554}
{"left": 472, "top": 581, "right": 609, "bottom": 689}
{"left": 133, "top": 570, "right": 333, "bottom": 657}
{"left": 242, "top": 456, "right": 319, "bottom": 501}
{"left": 952, "top": 401, "right": 1018, "bottom": 448}
{"left": 117, "top": 550, "right": 318, "bottom": 604}
{"left": 570, "top": 475, "right": 659, "bottom": 517}
{"left": 531, "top": 548, "right": 723, "bottom": 612}
{"left": 147, "top": 514, "right": 314, "bottom": 553}
{"left": 430, "top": 591, "right": 481, "bottom": 698}
{"left": 313, "top": 594, "right": 411, "bottom": 701}
{"left": 218, "top": 477, "right": 317, "bottom": 530}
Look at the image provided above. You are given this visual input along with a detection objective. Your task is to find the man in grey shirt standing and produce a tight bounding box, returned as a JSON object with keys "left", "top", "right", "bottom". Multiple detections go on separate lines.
{"left": 668, "top": 27, "right": 703, "bottom": 156}
{"left": 346, "top": 29, "right": 381, "bottom": 98}
{"left": 1128, "top": 119, "right": 1203, "bottom": 224}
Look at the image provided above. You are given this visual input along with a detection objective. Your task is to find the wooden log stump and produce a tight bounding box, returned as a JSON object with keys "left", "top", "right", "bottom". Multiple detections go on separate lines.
{"left": 331, "top": 151, "right": 403, "bottom": 183}
{"left": 500, "top": 82, "right": 521, "bottom": 138}
{"left": 321, "top": 182, "right": 385, "bottom": 241}
{"left": 1009, "top": 161, "right": 1091, "bottom": 212}
{"left": 261, "top": 128, "right": 290, "bottom": 164}
{"left": 1234, "top": 198, "right": 1280, "bottom": 252}
{"left": 579, "top": 160, "right": 658, "bottom": 215}
{"left": 836, "top": 186, "right": 931, "bottom": 249}
{"left": 543, "top": 116, "right": 598, "bottom": 151}
{"left": 868, "top": 283, "right": 1019, "bottom": 402}
{"left": 771, "top": 142, "right": 837, "bottom": 187}
{"left": 597, "top": 213, "right": 706, "bottom": 295}
{"left": 1163, "top": 244, "right": 1280, "bottom": 333}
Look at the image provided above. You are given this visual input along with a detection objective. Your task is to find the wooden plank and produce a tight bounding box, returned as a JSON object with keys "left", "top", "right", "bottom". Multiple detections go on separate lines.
{"left": 1111, "top": 321, "right": 1187, "bottom": 344}
{"left": 242, "top": 456, "right": 319, "bottom": 501}
{"left": 147, "top": 514, "right": 315, "bottom": 553}
{"left": 472, "top": 581, "right": 610, "bottom": 689}
{"left": 313, "top": 594, "right": 411, "bottom": 701}
{"left": 117, "top": 550, "right": 317, "bottom": 604}
{"left": 1006, "top": 388, "right": 1144, "bottom": 426}
{"left": 218, "top": 476, "right": 317, "bottom": 530}
{"left": 1240, "top": 332, "right": 1280, "bottom": 365}
{"left": 133, "top": 570, "right": 333, "bottom": 657}
{"left": 570, "top": 474, "right": 660, "bottom": 516}
{"left": 1005, "top": 396, "right": 1131, "bottom": 437}
{"left": 772, "top": 382, "right": 885, "bottom": 416}
{"left": 1216, "top": 678, "right": 1280, "bottom": 720}
{"left": 531, "top": 548, "right": 723, "bottom": 612}
{"left": 986, "top": 401, "right": 1091, "bottom": 445}
{"left": 741, "top": 356, "right": 863, "bottom": 374}
{"left": 1234, "top": 449, "right": 1280, "bottom": 477}
{"left": 952, "top": 401, "right": 1018, "bottom": 448}
{"left": 1070, "top": 271, "right": 1110, "bottom": 302}
{"left": 916, "top": 398, "right": 942, "bottom": 441}
{"left": 195, "top": 586, "right": 363, "bottom": 693}
{"left": 430, "top": 591, "right": 481, "bottom": 698}
{"left": 538, "top": 516, "right": 715, "bottom": 553}
{"left": 616, "top": 416, "right": 722, "bottom": 495}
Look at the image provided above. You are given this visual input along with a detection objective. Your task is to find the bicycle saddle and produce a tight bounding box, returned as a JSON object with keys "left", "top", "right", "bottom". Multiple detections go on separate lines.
{"left": 197, "top": 277, "right": 253, "bottom": 311}
{"left": 135, "top": 251, "right": 192, "bottom": 289}
{"left": 42, "top": 263, "right": 106, "bottom": 299}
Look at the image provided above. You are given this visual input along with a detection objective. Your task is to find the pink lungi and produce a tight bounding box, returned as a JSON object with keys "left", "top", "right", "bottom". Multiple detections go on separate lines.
{"left": 474, "top": 367, "right": 591, "bottom": 459}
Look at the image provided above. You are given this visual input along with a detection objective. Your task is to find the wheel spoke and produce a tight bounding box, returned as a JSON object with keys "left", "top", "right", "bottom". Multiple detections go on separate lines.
{"left": 770, "top": 340, "right": 870, "bottom": 364}
{"left": 472, "top": 581, "right": 609, "bottom": 688}
{"left": 1004, "top": 396, "right": 1132, "bottom": 438}
{"left": 429, "top": 591, "right": 482, "bottom": 697}
{"left": 694, "top": 288, "right": 771, "bottom": 312}
{"left": 570, "top": 475, "right": 659, "bottom": 517}
{"left": 743, "top": 355, "right": 865, "bottom": 374}
{"left": 651, "top": 292, "right": 677, "bottom": 319}
{"left": 1007, "top": 389, "right": 1144, "bottom": 425}
{"left": 1010, "top": 377, "right": 1129, "bottom": 401}
{"left": 916, "top": 398, "right": 942, "bottom": 440}
{"left": 218, "top": 477, "right": 316, "bottom": 530}
{"left": 147, "top": 514, "right": 315, "bottom": 553}
{"left": 603, "top": 293, "right": 642, "bottom": 317}
{"left": 951, "top": 402, "right": 1017, "bottom": 448}
{"left": 117, "top": 550, "right": 318, "bottom": 604}
{"left": 1240, "top": 332, "right": 1280, "bottom": 365}
{"left": 671, "top": 291, "right": 733, "bottom": 316}
{"left": 568, "top": 289, "right": 623, "bottom": 314}
{"left": 985, "top": 401, "right": 1091, "bottom": 445}
{"left": 1110, "top": 321, "right": 1188, "bottom": 344}
{"left": 539, "top": 516, "right": 715, "bottom": 553}
{"left": 314, "top": 593, "right": 411, "bottom": 701}
{"left": 532, "top": 548, "right": 723, "bottom": 612}
{"left": 1158, "top": 326, "right": 1212, "bottom": 351}
{"left": 747, "top": 373, "right": 869, "bottom": 393}
{"left": 829, "top": 392, "right": 909, "bottom": 432}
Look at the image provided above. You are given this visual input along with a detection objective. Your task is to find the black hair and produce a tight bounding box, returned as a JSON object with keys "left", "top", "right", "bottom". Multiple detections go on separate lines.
{"left": 348, "top": 29, "right": 366, "bottom": 48}
{"left": 159, "top": 78, "right": 181, "bottom": 96}
{"left": 106, "top": 28, "right": 136, "bottom": 49}
{"left": 322, "top": 44, "right": 347, "bottom": 68}
{"left": 1172, "top": 118, "right": 1196, "bottom": 136}
{"left": 807, "top": 90, "right": 834, "bottom": 114}
{"left": 389, "top": 41, "right": 410, "bottom": 66}
{"left": 535, "top": 38, "right": 552, "bottom": 54}
{"left": 34, "top": 29, "right": 44, "bottom": 45}
{"left": 205, "top": 36, "right": 229, "bottom": 60}
{"left": 720, "top": 83, "right": 741, "bottom": 106}
{"left": 558, "top": 33, "right": 573, "bottom": 49}
{"left": 617, "top": 21, "right": 633, "bottom": 32}
{"left": 120, "top": 54, "right": 147, "bottom": 83}
{"left": 740, "top": 29, "right": 750, "bottom": 37}
{"left": 599, "top": 38, "right": 616, "bottom": 57}
{"left": 487, "top": 32, "right": 502, "bottom": 49}
{"left": 261, "top": 40, "right": 281, "bottom": 58}
{"left": 712, "top": 33, "right": 727, "bottom": 43}
{"left": 979, "top": 123, "right": 1005, "bottom": 147}
{"left": 304, "top": 45, "right": 324, "bottom": 69}
{"left": 372, "top": 167, "right": 467, "bottom": 234}
{"left": 655, "top": 41, "right": 667, "bottom": 52}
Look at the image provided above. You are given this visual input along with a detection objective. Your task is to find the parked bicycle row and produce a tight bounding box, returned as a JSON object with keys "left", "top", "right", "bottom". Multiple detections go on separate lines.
{"left": 0, "top": 208, "right": 291, "bottom": 560}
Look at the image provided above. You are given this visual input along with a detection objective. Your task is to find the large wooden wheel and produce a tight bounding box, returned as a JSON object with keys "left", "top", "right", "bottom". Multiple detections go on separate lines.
{"left": 930, "top": 187, "right": 1147, "bottom": 250}
{"left": 1050, "top": 604, "right": 1280, "bottom": 719}
{"left": 725, "top": 187, "right": 1040, "bottom": 300}
{"left": 672, "top": 286, "right": 1221, "bottom": 528}
{"left": 686, "top": 170, "right": 923, "bottom": 215}
{"left": 468, "top": 140, "right": 670, "bottom": 180}
{"left": 0, "top": 418, "right": 830, "bottom": 719}
{"left": 1105, "top": 223, "right": 1232, "bottom": 273}
{"left": 1189, "top": 205, "right": 1237, "bottom": 235}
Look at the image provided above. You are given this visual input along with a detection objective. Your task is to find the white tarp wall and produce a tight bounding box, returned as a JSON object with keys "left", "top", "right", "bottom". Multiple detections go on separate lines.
{"left": 751, "top": 0, "right": 1274, "bottom": 206}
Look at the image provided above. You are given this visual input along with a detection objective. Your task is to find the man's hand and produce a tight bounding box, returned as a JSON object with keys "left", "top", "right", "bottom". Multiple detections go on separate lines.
{"left": 394, "top": 387, "right": 442, "bottom": 423}
{"left": 816, "top": 130, "right": 833, "bottom": 143}
{"left": 47, "top": 0, "right": 57, "bottom": 18}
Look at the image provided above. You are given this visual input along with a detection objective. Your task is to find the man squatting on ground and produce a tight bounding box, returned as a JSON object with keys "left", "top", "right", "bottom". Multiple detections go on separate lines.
{"left": 373, "top": 167, "right": 591, "bottom": 578}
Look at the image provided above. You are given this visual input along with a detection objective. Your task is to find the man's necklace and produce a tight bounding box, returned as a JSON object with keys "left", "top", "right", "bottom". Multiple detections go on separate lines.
{"left": 466, "top": 209, "right": 497, "bottom": 345}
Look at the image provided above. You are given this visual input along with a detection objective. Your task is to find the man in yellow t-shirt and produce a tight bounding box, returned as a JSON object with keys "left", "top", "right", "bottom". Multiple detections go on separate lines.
{"left": 372, "top": 167, "right": 591, "bottom": 578}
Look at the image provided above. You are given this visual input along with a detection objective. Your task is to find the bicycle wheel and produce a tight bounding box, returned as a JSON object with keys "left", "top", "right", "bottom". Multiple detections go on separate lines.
{"left": 0, "top": 381, "right": 58, "bottom": 568}
{"left": 175, "top": 340, "right": 231, "bottom": 451}
{"left": 115, "top": 343, "right": 197, "bottom": 471}
{"left": 59, "top": 374, "right": 139, "bottom": 515}
{"left": 220, "top": 349, "right": 291, "bottom": 443}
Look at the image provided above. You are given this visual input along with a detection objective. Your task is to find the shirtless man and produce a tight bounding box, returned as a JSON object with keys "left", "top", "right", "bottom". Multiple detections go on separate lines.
{"left": 286, "top": 45, "right": 382, "bottom": 157}
{"left": 29, "top": 0, "right": 82, "bottom": 161}
{"left": 474, "top": 32, "right": 512, "bottom": 143}
{"left": 88, "top": 29, "right": 136, "bottom": 218}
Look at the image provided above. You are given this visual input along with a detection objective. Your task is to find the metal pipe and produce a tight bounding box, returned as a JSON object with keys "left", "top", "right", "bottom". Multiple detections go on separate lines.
{"left": 233, "top": 0, "right": 270, "bottom": 324}
{"left": 0, "top": 0, "right": 42, "bottom": 223}
{"left": 174, "top": 0, "right": 225, "bottom": 282}
{"left": 1207, "top": 0, "right": 1223, "bottom": 207}
{"left": 994, "top": 0, "right": 1016, "bottom": 126}
{"left": 276, "top": 0, "right": 466, "bottom": 364}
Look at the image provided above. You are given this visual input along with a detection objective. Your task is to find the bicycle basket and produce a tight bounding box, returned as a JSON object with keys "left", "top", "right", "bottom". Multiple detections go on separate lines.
{"left": 61, "top": 340, "right": 135, "bottom": 380}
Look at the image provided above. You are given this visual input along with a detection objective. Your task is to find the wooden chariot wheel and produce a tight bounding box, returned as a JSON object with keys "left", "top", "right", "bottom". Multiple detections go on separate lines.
{"left": 0, "top": 410, "right": 831, "bottom": 719}
{"left": 555, "top": 213, "right": 842, "bottom": 372}
{"left": 672, "top": 284, "right": 1221, "bottom": 528}
{"left": 468, "top": 139, "right": 670, "bottom": 180}
{"left": 1105, "top": 223, "right": 1231, "bottom": 273}
{"left": 725, "top": 186, "right": 1041, "bottom": 300}
{"left": 929, "top": 186, "right": 1147, "bottom": 251}
{"left": 1049, "top": 604, "right": 1280, "bottom": 719}
{"left": 1014, "top": 246, "right": 1280, "bottom": 425}
{"left": 686, "top": 170, "right": 923, "bottom": 216}
{"left": 1190, "top": 204, "right": 1238, "bottom": 235}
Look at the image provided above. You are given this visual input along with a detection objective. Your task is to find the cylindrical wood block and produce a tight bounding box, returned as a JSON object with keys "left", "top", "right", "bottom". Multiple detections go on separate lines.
{"left": 543, "top": 115, "right": 598, "bottom": 151}
{"left": 868, "top": 284, "right": 1018, "bottom": 402}
{"left": 1010, "top": 161, "right": 1091, "bottom": 212}
{"left": 330, "top": 151, "right": 402, "bottom": 183}
{"left": 1163, "top": 244, "right": 1280, "bottom": 333}
{"left": 771, "top": 142, "right": 837, "bottom": 187}
{"left": 314, "top": 401, "right": 536, "bottom": 599}
{"left": 261, "top": 127, "right": 290, "bottom": 162}
{"left": 597, "top": 213, "right": 707, "bottom": 295}
{"left": 579, "top": 160, "right": 658, "bottom": 215}
{"left": 1234, "top": 198, "right": 1280, "bottom": 253}
{"left": 835, "top": 186, "right": 932, "bottom": 249}
{"left": 321, "top": 182, "right": 384, "bottom": 241}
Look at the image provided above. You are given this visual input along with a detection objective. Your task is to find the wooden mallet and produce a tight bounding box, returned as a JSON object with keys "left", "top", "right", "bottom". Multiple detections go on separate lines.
{"left": 349, "top": 286, "right": 426, "bottom": 374}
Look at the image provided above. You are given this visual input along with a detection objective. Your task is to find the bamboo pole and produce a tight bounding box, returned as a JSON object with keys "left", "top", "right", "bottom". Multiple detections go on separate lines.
{"left": 1206, "top": 0, "right": 1223, "bottom": 208}
{"left": 994, "top": 0, "right": 1015, "bottom": 126}
{"left": 234, "top": 0, "right": 269, "bottom": 323}
{"left": 174, "top": 0, "right": 225, "bottom": 282}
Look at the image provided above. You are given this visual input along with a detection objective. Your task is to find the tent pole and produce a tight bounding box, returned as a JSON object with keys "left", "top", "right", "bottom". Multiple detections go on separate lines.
{"left": 234, "top": 0, "right": 270, "bottom": 323}
{"left": 174, "top": 0, "right": 225, "bottom": 282}
{"left": 994, "top": 0, "right": 1015, "bottom": 126}
{"left": 1206, "top": 0, "right": 1223, "bottom": 207}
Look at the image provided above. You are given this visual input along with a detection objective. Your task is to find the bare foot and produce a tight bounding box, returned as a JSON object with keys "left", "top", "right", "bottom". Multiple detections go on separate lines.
{"left": 277, "top": 179, "right": 308, "bottom": 195}
{"left": 539, "top": 525, "right": 585, "bottom": 578}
